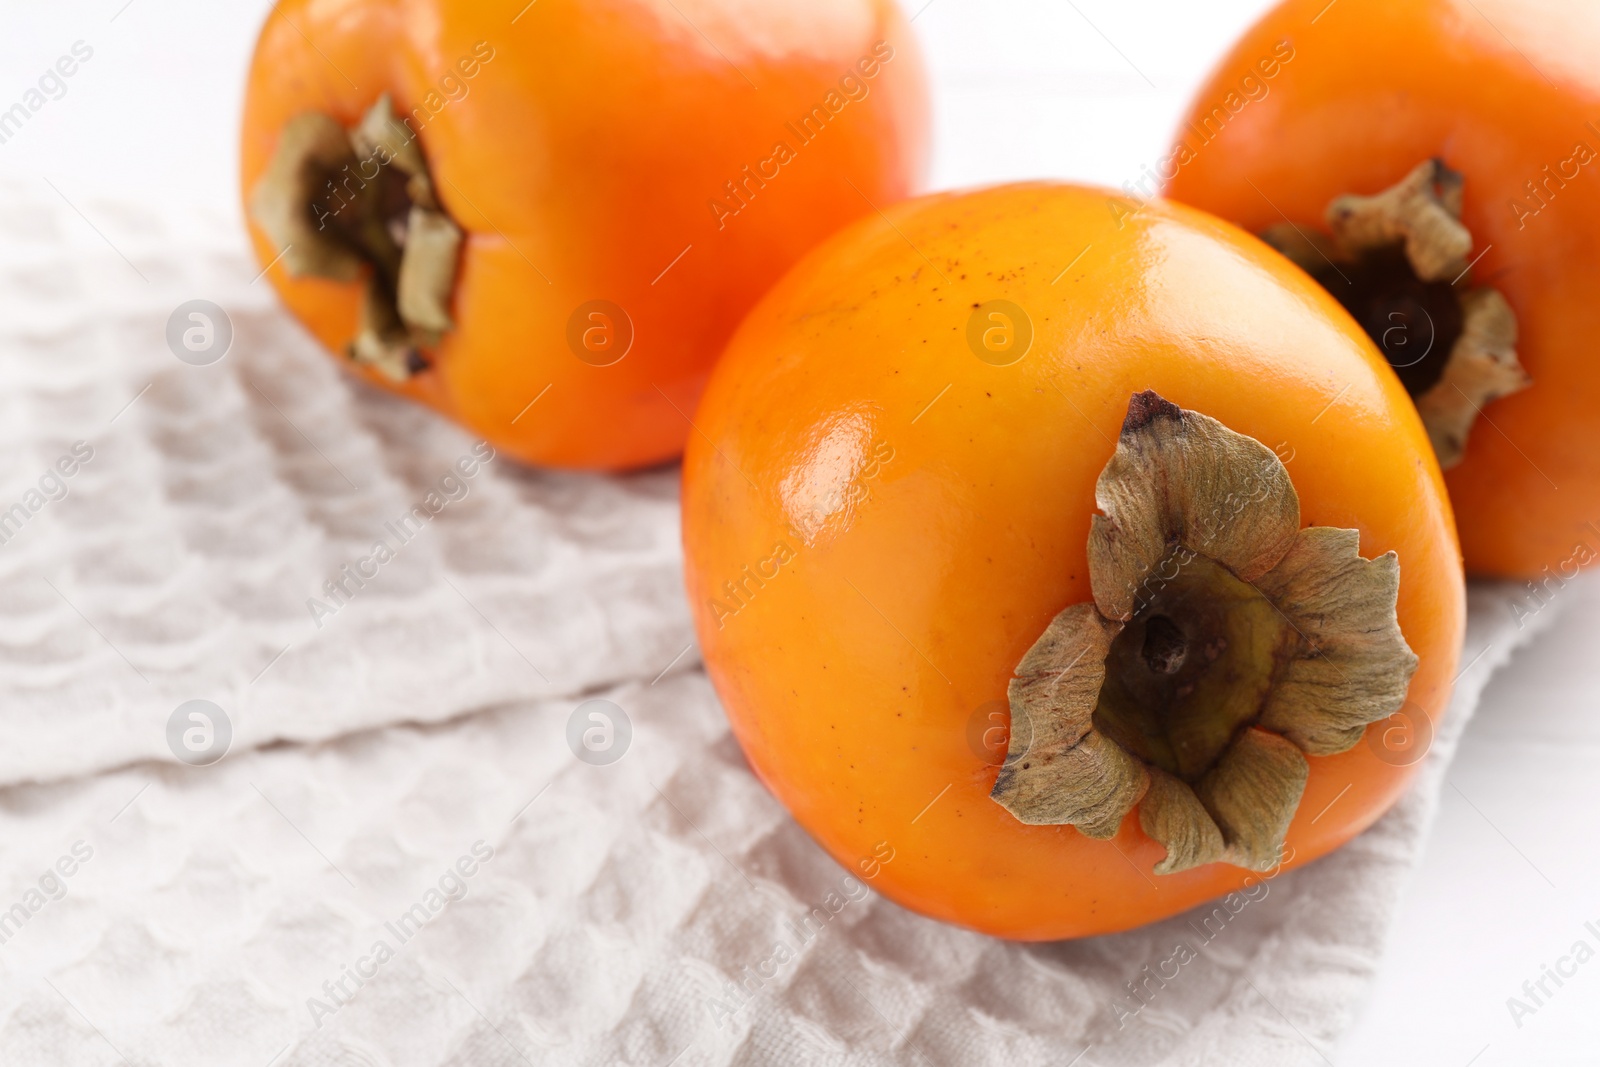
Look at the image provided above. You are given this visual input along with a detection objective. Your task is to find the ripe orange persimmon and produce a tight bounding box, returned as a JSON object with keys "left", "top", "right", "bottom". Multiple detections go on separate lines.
{"left": 682, "top": 183, "right": 1464, "bottom": 940}
{"left": 1163, "top": 0, "right": 1600, "bottom": 578}
{"left": 240, "top": 0, "right": 928, "bottom": 471}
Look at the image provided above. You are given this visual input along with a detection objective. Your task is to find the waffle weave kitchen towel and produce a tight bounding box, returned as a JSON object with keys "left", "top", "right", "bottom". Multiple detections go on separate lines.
{"left": 0, "top": 182, "right": 1561, "bottom": 1066}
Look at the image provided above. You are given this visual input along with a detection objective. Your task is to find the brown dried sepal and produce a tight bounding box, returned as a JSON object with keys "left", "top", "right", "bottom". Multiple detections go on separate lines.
{"left": 249, "top": 94, "right": 463, "bottom": 382}
{"left": 1138, "top": 769, "right": 1225, "bottom": 875}
{"left": 1414, "top": 288, "right": 1526, "bottom": 465}
{"left": 991, "top": 604, "right": 1148, "bottom": 839}
{"left": 248, "top": 114, "right": 365, "bottom": 282}
{"left": 1193, "top": 728, "right": 1309, "bottom": 871}
{"left": 990, "top": 392, "right": 1419, "bottom": 875}
{"left": 1254, "top": 527, "right": 1419, "bottom": 755}
{"left": 1325, "top": 158, "right": 1470, "bottom": 282}
{"left": 1087, "top": 391, "right": 1299, "bottom": 621}
{"left": 1262, "top": 159, "right": 1529, "bottom": 469}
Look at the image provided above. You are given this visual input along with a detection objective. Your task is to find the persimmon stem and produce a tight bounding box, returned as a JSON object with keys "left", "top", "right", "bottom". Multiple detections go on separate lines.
{"left": 249, "top": 95, "right": 462, "bottom": 382}
{"left": 1094, "top": 553, "right": 1287, "bottom": 784}
{"left": 1261, "top": 159, "right": 1528, "bottom": 468}
{"left": 990, "top": 392, "right": 1418, "bottom": 875}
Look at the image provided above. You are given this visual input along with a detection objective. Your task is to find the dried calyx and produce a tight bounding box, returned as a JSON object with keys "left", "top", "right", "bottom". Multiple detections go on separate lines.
{"left": 990, "top": 391, "right": 1418, "bottom": 875}
{"left": 249, "top": 95, "right": 462, "bottom": 382}
{"left": 1261, "top": 159, "right": 1528, "bottom": 469}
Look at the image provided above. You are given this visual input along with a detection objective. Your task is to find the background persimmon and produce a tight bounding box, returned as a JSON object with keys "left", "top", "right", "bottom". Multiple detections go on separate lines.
{"left": 1164, "top": 0, "right": 1600, "bottom": 579}
{"left": 682, "top": 182, "right": 1464, "bottom": 940}
{"left": 240, "top": 0, "right": 929, "bottom": 471}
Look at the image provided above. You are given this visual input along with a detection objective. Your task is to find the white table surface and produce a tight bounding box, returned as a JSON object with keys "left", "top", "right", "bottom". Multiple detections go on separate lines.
{"left": 3, "top": 1, "right": 1597, "bottom": 1063}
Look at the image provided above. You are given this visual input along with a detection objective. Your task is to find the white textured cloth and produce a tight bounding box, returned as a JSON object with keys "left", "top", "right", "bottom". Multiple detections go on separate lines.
{"left": 0, "top": 179, "right": 692, "bottom": 788}
{"left": 0, "top": 181, "right": 1562, "bottom": 1066}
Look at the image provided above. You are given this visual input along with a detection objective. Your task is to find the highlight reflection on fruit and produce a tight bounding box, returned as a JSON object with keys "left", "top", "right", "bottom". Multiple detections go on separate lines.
{"left": 682, "top": 182, "right": 1464, "bottom": 940}
{"left": 240, "top": 0, "right": 930, "bottom": 471}
{"left": 1165, "top": 0, "right": 1600, "bottom": 578}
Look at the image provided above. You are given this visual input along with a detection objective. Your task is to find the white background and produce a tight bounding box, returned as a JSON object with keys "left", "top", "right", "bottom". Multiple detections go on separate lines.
{"left": 1, "top": 1, "right": 1597, "bottom": 1063}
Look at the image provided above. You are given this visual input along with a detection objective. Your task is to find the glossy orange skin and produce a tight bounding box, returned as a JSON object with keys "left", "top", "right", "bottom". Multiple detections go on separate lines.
{"left": 1164, "top": 0, "right": 1600, "bottom": 578}
{"left": 682, "top": 183, "right": 1465, "bottom": 940}
{"left": 240, "top": 0, "right": 928, "bottom": 471}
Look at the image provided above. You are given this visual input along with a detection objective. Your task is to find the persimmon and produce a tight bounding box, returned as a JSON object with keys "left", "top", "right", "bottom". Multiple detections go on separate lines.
{"left": 240, "top": 0, "right": 928, "bottom": 471}
{"left": 682, "top": 183, "right": 1464, "bottom": 940}
{"left": 1163, "top": 0, "right": 1600, "bottom": 578}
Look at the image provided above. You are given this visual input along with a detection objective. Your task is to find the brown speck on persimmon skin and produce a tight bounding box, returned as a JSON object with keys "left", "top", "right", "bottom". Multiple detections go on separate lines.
{"left": 683, "top": 181, "right": 1462, "bottom": 940}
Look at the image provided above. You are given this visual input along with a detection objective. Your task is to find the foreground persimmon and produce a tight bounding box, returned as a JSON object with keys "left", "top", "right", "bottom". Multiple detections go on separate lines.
{"left": 683, "top": 183, "right": 1464, "bottom": 940}
{"left": 240, "top": 0, "right": 928, "bottom": 470}
{"left": 1163, "top": 0, "right": 1600, "bottom": 578}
